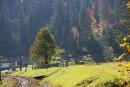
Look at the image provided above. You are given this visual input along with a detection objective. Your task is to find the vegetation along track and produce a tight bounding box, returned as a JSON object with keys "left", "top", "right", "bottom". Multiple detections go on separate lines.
{"left": 13, "top": 76, "right": 31, "bottom": 87}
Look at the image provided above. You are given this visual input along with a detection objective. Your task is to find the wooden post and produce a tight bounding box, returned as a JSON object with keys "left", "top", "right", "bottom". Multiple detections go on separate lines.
{"left": 25, "top": 65, "right": 28, "bottom": 72}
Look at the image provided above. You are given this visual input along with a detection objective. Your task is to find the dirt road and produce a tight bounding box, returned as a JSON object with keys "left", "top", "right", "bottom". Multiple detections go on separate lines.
{"left": 14, "top": 77, "right": 31, "bottom": 87}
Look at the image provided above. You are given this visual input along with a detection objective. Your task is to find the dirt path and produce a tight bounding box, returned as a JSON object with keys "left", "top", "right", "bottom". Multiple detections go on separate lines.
{"left": 14, "top": 77, "right": 31, "bottom": 87}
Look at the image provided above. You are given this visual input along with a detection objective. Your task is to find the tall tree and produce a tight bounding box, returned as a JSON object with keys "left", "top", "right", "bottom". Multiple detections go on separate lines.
{"left": 29, "top": 27, "right": 56, "bottom": 66}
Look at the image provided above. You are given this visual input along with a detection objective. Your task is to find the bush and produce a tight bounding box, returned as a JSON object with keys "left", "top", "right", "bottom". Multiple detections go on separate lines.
{"left": 76, "top": 76, "right": 127, "bottom": 87}
{"left": 82, "top": 55, "right": 95, "bottom": 64}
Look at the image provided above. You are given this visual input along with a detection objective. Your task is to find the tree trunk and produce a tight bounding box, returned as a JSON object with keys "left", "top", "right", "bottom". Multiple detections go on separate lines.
{"left": 45, "top": 48, "right": 48, "bottom": 65}
{"left": 74, "top": 39, "right": 77, "bottom": 64}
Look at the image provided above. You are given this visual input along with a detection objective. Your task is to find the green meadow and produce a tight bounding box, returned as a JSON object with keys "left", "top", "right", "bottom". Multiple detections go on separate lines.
{"left": 7, "top": 62, "right": 128, "bottom": 87}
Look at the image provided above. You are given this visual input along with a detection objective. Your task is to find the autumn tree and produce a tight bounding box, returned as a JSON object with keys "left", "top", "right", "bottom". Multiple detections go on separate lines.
{"left": 29, "top": 27, "right": 56, "bottom": 67}
{"left": 117, "top": 0, "right": 130, "bottom": 61}
{"left": 119, "top": 0, "right": 130, "bottom": 49}
{"left": 120, "top": 36, "right": 130, "bottom": 53}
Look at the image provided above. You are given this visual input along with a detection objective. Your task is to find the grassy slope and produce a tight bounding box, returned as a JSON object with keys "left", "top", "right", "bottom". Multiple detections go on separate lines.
{"left": 1, "top": 79, "right": 8, "bottom": 87}
{"left": 11, "top": 62, "right": 127, "bottom": 87}
{"left": 44, "top": 63, "right": 125, "bottom": 87}
{"left": 14, "top": 67, "right": 60, "bottom": 77}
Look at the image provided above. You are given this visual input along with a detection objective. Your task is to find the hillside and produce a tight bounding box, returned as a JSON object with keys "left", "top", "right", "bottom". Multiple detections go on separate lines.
{"left": 1, "top": 0, "right": 130, "bottom": 87}
{"left": 0, "top": 0, "right": 125, "bottom": 61}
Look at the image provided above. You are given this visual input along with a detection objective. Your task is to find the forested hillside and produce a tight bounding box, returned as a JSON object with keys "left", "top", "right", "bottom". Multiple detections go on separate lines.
{"left": 0, "top": 0, "right": 127, "bottom": 61}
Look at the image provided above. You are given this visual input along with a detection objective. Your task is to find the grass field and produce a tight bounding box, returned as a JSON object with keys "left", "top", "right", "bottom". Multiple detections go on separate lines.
{"left": 8, "top": 62, "right": 129, "bottom": 87}
{"left": 1, "top": 79, "right": 8, "bottom": 87}
{"left": 43, "top": 63, "right": 126, "bottom": 87}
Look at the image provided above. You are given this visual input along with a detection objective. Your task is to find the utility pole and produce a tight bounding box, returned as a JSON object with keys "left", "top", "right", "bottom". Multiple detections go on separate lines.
{"left": 19, "top": 48, "right": 22, "bottom": 71}
{"left": 66, "top": 48, "right": 68, "bottom": 67}
{"left": 0, "top": 70, "right": 2, "bottom": 85}
{"left": 0, "top": 45, "right": 2, "bottom": 85}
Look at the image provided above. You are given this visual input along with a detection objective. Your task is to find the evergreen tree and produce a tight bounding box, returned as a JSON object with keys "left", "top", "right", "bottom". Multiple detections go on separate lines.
{"left": 79, "top": 0, "right": 91, "bottom": 39}
{"left": 49, "top": 0, "right": 65, "bottom": 46}
{"left": 29, "top": 27, "right": 56, "bottom": 66}
{"left": 71, "top": 27, "right": 79, "bottom": 62}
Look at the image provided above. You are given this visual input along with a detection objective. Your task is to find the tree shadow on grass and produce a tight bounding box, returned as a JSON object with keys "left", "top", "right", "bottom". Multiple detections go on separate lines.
{"left": 33, "top": 69, "right": 61, "bottom": 80}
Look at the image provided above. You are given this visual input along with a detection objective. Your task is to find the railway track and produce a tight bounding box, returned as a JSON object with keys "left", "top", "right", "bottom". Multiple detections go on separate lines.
{"left": 14, "top": 76, "right": 31, "bottom": 87}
